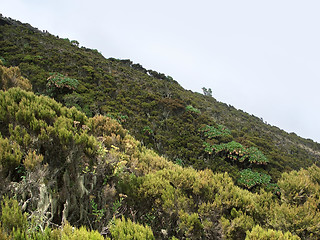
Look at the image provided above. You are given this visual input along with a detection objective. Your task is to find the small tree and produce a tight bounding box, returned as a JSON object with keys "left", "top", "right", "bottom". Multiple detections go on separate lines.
{"left": 202, "top": 87, "right": 212, "bottom": 97}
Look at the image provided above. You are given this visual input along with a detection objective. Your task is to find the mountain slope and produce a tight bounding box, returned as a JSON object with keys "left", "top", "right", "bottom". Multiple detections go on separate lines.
{"left": 0, "top": 14, "right": 319, "bottom": 183}
{"left": 1, "top": 87, "right": 317, "bottom": 239}
{"left": 0, "top": 14, "right": 320, "bottom": 239}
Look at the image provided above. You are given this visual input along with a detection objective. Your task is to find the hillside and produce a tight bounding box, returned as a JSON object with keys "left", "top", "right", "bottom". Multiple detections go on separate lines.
{"left": 0, "top": 14, "right": 320, "bottom": 239}
{"left": 1, "top": 15, "right": 319, "bottom": 182}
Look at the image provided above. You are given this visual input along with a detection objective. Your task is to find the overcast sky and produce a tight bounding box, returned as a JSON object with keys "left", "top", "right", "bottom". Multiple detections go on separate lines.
{"left": 2, "top": 0, "right": 320, "bottom": 143}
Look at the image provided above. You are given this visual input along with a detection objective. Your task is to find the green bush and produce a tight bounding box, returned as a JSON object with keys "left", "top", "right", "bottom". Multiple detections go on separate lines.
{"left": 0, "top": 137, "right": 22, "bottom": 174}
{"left": 109, "top": 216, "right": 155, "bottom": 240}
{"left": 0, "top": 197, "right": 27, "bottom": 234}
{"left": 200, "top": 124, "right": 231, "bottom": 139}
{"left": 185, "top": 105, "right": 201, "bottom": 114}
{"left": 60, "top": 222, "right": 105, "bottom": 240}
{"left": 203, "top": 141, "right": 268, "bottom": 165}
{"left": 238, "top": 169, "right": 271, "bottom": 189}
{"left": 0, "top": 65, "right": 32, "bottom": 91}
{"left": 246, "top": 225, "right": 301, "bottom": 240}
{"left": 46, "top": 72, "right": 79, "bottom": 95}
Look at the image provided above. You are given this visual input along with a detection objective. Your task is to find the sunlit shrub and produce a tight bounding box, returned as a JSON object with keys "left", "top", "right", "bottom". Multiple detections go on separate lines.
{"left": 61, "top": 221, "right": 104, "bottom": 240}
{"left": 109, "top": 216, "right": 155, "bottom": 240}
{"left": 0, "top": 197, "right": 27, "bottom": 235}
{"left": 0, "top": 65, "right": 32, "bottom": 91}
{"left": 0, "top": 137, "right": 22, "bottom": 174}
{"left": 277, "top": 167, "right": 320, "bottom": 205}
{"left": 246, "top": 225, "right": 301, "bottom": 240}
{"left": 221, "top": 210, "right": 255, "bottom": 240}
{"left": 178, "top": 211, "right": 204, "bottom": 239}
{"left": 23, "top": 150, "right": 44, "bottom": 171}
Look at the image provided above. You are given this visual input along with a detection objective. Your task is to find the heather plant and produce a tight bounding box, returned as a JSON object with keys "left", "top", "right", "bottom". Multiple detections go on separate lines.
{"left": 0, "top": 197, "right": 27, "bottom": 235}
{"left": 109, "top": 216, "right": 155, "bottom": 240}
{"left": 0, "top": 65, "right": 32, "bottom": 91}
{"left": 246, "top": 225, "right": 301, "bottom": 240}
{"left": 0, "top": 136, "right": 22, "bottom": 174}
{"left": 23, "top": 150, "right": 44, "bottom": 171}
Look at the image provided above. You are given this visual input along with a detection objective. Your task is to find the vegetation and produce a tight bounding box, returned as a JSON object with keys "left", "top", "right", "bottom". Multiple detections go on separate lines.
{"left": 0, "top": 14, "right": 319, "bottom": 239}
{"left": 46, "top": 72, "right": 79, "bottom": 96}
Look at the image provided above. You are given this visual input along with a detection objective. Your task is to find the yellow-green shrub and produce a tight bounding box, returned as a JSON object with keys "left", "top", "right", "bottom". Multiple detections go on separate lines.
{"left": 0, "top": 65, "right": 32, "bottom": 91}
{"left": 0, "top": 137, "right": 22, "bottom": 174}
{"left": 278, "top": 167, "right": 320, "bottom": 205}
{"left": 246, "top": 225, "right": 300, "bottom": 240}
{"left": 178, "top": 211, "right": 203, "bottom": 239}
{"left": 109, "top": 216, "right": 155, "bottom": 240}
{"left": 23, "top": 150, "right": 43, "bottom": 171}
{"left": 267, "top": 199, "right": 320, "bottom": 239}
{"left": 221, "top": 210, "right": 255, "bottom": 240}
{"left": 60, "top": 221, "right": 104, "bottom": 240}
{"left": 0, "top": 197, "right": 27, "bottom": 235}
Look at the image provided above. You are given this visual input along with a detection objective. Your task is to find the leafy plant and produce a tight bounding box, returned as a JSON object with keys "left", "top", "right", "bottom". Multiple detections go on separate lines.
{"left": 90, "top": 198, "right": 105, "bottom": 223}
{"left": 238, "top": 169, "right": 271, "bottom": 189}
{"left": 46, "top": 72, "right": 79, "bottom": 95}
{"left": 185, "top": 105, "right": 201, "bottom": 114}
{"left": 203, "top": 141, "right": 268, "bottom": 164}
{"left": 200, "top": 124, "right": 231, "bottom": 139}
{"left": 142, "top": 126, "right": 153, "bottom": 135}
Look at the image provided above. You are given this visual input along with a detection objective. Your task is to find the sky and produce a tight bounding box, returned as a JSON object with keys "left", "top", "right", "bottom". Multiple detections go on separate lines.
{"left": 1, "top": 0, "right": 320, "bottom": 143}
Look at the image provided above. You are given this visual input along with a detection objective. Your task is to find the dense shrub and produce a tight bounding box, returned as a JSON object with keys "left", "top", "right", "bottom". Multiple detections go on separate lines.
{"left": 0, "top": 65, "right": 32, "bottom": 91}
{"left": 246, "top": 225, "right": 300, "bottom": 240}
{"left": 109, "top": 216, "right": 155, "bottom": 240}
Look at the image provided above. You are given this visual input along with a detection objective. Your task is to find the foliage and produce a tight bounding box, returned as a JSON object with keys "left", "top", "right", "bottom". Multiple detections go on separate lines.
{"left": 0, "top": 136, "right": 22, "bottom": 174}
{"left": 23, "top": 150, "right": 44, "bottom": 171}
{"left": 0, "top": 196, "right": 28, "bottom": 234}
{"left": 238, "top": 169, "right": 271, "bottom": 189}
{"left": 185, "top": 105, "right": 201, "bottom": 114}
{"left": 277, "top": 165, "right": 320, "bottom": 205}
{"left": 0, "top": 65, "right": 32, "bottom": 91}
{"left": 60, "top": 221, "right": 105, "bottom": 240}
{"left": 200, "top": 124, "right": 232, "bottom": 139}
{"left": 46, "top": 72, "right": 79, "bottom": 96}
{"left": 0, "top": 56, "right": 5, "bottom": 65}
{"left": 1, "top": 14, "right": 319, "bottom": 183}
{"left": 142, "top": 126, "right": 153, "bottom": 136}
{"left": 202, "top": 87, "right": 212, "bottom": 97}
{"left": 0, "top": 198, "right": 105, "bottom": 239}
{"left": 109, "top": 216, "right": 155, "bottom": 240}
{"left": 204, "top": 141, "right": 269, "bottom": 165}
{"left": 245, "top": 225, "right": 301, "bottom": 240}
{"left": 0, "top": 87, "right": 319, "bottom": 239}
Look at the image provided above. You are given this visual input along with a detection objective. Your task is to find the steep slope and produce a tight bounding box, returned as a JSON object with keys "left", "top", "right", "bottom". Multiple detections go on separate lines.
{"left": 0, "top": 14, "right": 319, "bottom": 184}
{"left": 2, "top": 87, "right": 319, "bottom": 239}
{"left": 1, "top": 14, "right": 320, "bottom": 239}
